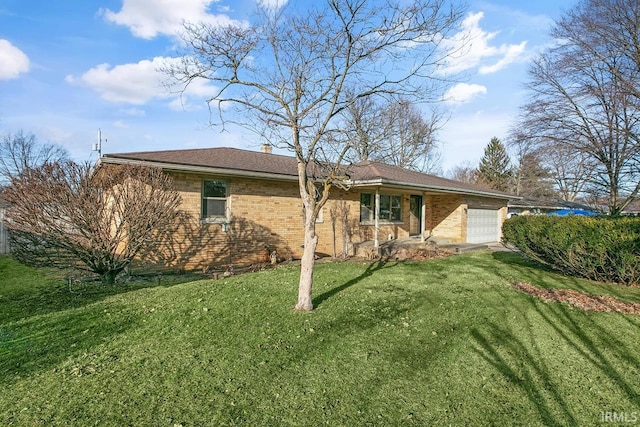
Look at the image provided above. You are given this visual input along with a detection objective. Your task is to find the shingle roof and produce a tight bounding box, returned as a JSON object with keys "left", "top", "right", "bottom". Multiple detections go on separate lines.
{"left": 102, "top": 147, "right": 299, "bottom": 177}
{"left": 102, "top": 147, "right": 513, "bottom": 199}
{"left": 347, "top": 161, "right": 512, "bottom": 198}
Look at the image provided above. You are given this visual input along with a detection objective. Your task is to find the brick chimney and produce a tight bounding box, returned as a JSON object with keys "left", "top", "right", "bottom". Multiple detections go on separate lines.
{"left": 260, "top": 143, "right": 273, "bottom": 154}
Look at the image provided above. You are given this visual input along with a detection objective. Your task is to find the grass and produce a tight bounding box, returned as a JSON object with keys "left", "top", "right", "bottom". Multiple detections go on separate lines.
{"left": 1, "top": 251, "right": 639, "bottom": 426}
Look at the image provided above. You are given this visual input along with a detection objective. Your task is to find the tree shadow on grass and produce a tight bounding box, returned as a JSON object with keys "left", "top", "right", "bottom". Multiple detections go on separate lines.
{"left": 533, "top": 301, "right": 640, "bottom": 403}
{"left": 0, "top": 302, "right": 137, "bottom": 385}
{"left": 312, "top": 261, "right": 397, "bottom": 308}
{"left": 471, "top": 254, "right": 640, "bottom": 425}
{"left": 0, "top": 263, "right": 202, "bottom": 325}
{"left": 471, "top": 321, "right": 578, "bottom": 427}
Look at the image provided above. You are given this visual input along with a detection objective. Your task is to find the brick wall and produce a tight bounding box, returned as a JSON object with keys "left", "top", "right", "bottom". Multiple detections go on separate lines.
{"left": 147, "top": 171, "right": 505, "bottom": 271}
{"left": 426, "top": 194, "right": 465, "bottom": 243}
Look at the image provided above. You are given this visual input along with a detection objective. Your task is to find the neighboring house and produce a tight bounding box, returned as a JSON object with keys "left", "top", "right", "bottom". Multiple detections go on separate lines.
{"left": 0, "top": 189, "right": 9, "bottom": 254}
{"left": 508, "top": 197, "right": 567, "bottom": 217}
{"left": 622, "top": 199, "right": 640, "bottom": 216}
{"left": 508, "top": 197, "right": 598, "bottom": 217}
{"left": 101, "top": 147, "right": 513, "bottom": 271}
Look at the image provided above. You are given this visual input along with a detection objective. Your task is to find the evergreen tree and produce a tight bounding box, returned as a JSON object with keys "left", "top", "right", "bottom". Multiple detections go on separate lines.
{"left": 477, "top": 137, "right": 512, "bottom": 192}
{"left": 513, "top": 151, "right": 556, "bottom": 198}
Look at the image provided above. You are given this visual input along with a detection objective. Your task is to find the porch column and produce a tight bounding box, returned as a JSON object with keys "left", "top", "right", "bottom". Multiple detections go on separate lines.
{"left": 374, "top": 189, "right": 380, "bottom": 248}
{"left": 421, "top": 192, "right": 426, "bottom": 242}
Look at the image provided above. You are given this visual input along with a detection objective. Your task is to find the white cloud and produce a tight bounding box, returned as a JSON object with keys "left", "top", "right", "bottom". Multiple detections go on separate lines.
{"left": 257, "top": 0, "right": 288, "bottom": 10}
{"left": 0, "top": 39, "right": 30, "bottom": 80}
{"left": 66, "top": 56, "right": 218, "bottom": 107}
{"left": 113, "top": 120, "right": 129, "bottom": 128}
{"left": 440, "top": 11, "right": 527, "bottom": 75}
{"left": 101, "top": 0, "right": 241, "bottom": 39}
{"left": 479, "top": 41, "right": 527, "bottom": 74}
{"left": 444, "top": 83, "right": 487, "bottom": 103}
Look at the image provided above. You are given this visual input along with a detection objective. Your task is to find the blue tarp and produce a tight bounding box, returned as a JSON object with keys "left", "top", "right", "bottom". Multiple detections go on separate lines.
{"left": 547, "top": 209, "right": 598, "bottom": 216}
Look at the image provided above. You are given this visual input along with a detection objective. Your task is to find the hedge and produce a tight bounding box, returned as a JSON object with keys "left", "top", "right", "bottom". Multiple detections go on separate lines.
{"left": 502, "top": 216, "right": 640, "bottom": 286}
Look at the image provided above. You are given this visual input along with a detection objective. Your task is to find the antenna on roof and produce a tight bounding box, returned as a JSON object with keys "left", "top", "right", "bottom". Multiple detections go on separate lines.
{"left": 93, "top": 129, "right": 105, "bottom": 157}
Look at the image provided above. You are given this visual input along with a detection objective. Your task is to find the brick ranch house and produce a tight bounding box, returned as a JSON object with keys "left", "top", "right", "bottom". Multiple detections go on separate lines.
{"left": 100, "top": 146, "right": 512, "bottom": 271}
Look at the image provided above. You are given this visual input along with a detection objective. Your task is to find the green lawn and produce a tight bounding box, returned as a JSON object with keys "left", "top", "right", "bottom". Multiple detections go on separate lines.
{"left": 1, "top": 251, "right": 639, "bottom": 426}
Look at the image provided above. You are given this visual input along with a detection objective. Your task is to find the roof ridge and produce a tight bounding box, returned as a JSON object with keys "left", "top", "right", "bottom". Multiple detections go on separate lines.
{"left": 368, "top": 161, "right": 382, "bottom": 177}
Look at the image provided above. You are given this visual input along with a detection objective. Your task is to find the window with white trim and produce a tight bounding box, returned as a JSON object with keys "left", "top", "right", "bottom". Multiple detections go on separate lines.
{"left": 360, "top": 193, "right": 402, "bottom": 222}
{"left": 202, "top": 180, "right": 228, "bottom": 219}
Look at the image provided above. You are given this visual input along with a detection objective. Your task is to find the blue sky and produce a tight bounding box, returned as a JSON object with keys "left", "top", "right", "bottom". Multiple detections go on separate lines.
{"left": 0, "top": 0, "right": 575, "bottom": 174}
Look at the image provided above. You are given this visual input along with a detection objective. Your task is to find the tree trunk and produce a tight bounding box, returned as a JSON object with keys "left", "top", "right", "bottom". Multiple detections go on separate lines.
{"left": 100, "top": 269, "right": 120, "bottom": 285}
{"left": 295, "top": 206, "right": 318, "bottom": 311}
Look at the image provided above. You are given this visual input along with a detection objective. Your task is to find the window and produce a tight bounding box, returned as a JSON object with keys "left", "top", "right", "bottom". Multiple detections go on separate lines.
{"left": 202, "top": 180, "right": 228, "bottom": 219}
{"left": 360, "top": 193, "right": 402, "bottom": 222}
{"left": 360, "top": 193, "right": 374, "bottom": 222}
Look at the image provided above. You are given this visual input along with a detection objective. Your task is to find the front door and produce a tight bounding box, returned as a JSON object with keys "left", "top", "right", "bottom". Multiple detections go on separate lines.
{"left": 409, "top": 195, "right": 422, "bottom": 236}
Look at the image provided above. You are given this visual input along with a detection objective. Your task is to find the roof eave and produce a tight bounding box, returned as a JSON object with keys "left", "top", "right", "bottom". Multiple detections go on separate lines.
{"left": 351, "top": 178, "right": 516, "bottom": 200}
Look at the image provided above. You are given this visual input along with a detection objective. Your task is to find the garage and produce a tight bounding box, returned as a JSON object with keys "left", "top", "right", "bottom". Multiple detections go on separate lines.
{"left": 466, "top": 208, "right": 500, "bottom": 243}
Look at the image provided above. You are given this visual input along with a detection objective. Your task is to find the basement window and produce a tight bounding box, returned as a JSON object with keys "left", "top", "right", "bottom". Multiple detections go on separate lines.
{"left": 360, "top": 193, "right": 402, "bottom": 222}
{"left": 202, "top": 180, "right": 228, "bottom": 219}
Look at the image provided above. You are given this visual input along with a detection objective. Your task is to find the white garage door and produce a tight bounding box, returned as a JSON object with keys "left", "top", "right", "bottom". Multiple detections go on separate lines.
{"left": 467, "top": 208, "right": 500, "bottom": 244}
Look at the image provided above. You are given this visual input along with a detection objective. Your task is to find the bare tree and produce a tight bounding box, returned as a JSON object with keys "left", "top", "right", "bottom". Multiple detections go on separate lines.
{"left": 345, "top": 97, "right": 444, "bottom": 173}
{"left": 556, "top": 0, "right": 640, "bottom": 101}
{"left": 343, "top": 94, "right": 385, "bottom": 162}
{"left": 515, "top": 0, "right": 640, "bottom": 215}
{"left": 510, "top": 127, "right": 594, "bottom": 201}
{"left": 447, "top": 163, "right": 478, "bottom": 184}
{"left": 4, "top": 162, "right": 181, "bottom": 284}
{"left": 165, "top": 0, "right": 465, "bottom": 310}
{"left": 0, "top": 130, "right": 69, "bottom": 185}
{"left": 544, "top": 144, "right": 594, "bottom": 202}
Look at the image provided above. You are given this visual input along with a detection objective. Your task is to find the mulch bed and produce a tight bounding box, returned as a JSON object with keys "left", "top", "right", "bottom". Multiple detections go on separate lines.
{"left": 511, "top": 281, "right": 640, "bottom": 315}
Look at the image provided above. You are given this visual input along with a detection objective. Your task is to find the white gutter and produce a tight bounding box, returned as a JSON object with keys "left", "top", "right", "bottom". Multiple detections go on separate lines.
{"left": 350, "top": 178, "right": 516, "bottom": 200}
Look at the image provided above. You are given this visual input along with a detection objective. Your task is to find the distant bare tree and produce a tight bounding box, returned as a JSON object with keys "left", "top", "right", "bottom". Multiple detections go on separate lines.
{"left": 515, "top": 0, "right": 640, "bottom": 215}
{"left": 0, "top": 130, "right": 68, "bottom": 185}
{"left": 165, "top": 0, "right": 466, "bottom": 310}
{"left": 447, "top": 163, "right": 478, "bottom": 184}
{"left": 510, "top": 127, "right": 594, "bottom": 201}
{"left": 4, "top": 162, "right": 181, "bottom": 284}
{"left": 556, "top": 0, "right": 640, "bottom": 101}
{"left": 544, "top": 144, "right": 594, "bottom": 202}
{"left": 343, "top": 95, "right": 385, "bottom": 163}
{"left": 345, "top": 97, "right": 444, "bottom": 173}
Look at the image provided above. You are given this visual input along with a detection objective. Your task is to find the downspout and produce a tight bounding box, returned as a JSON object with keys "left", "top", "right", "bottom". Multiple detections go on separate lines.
{"left": 374, "top": 189, "right": 380, "bottom": 249}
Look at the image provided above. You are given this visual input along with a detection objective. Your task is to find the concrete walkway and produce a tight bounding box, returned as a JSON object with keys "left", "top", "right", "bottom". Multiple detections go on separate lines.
{"left": 353, "top": 237, "right": 515, "bottom": 258}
